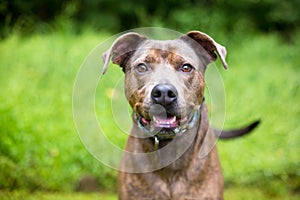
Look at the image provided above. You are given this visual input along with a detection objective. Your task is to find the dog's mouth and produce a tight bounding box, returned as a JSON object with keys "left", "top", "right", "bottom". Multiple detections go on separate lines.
{"left": 136, "top": 109, "right": 199, "bottom": 140}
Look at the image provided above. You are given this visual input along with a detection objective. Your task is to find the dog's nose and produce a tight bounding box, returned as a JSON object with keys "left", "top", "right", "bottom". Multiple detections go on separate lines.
{"left": 151, "top": 84, "right": 178, "bottom": 106}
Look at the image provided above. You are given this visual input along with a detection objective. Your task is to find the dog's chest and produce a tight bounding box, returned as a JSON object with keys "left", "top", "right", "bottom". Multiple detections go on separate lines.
{"left": 144, "top": 171, "right": 196, "bottom": 199}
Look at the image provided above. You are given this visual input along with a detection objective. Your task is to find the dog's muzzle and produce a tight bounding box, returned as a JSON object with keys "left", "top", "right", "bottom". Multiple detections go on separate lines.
{"left": 134, "top": 83, "right": 202, "bottom": 140}
{"left": 135, "top": 107, "right": 200, "bottom": 140}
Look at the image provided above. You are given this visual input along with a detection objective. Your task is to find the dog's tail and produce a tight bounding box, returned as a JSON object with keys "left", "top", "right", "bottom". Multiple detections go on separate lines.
{"left": 215, "top": 120, "right": 260, "bottom": 139}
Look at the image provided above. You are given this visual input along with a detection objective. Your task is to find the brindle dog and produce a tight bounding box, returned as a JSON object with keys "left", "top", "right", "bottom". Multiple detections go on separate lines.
{"left": 102, "top": 31, "right": 259, "bottom": 200}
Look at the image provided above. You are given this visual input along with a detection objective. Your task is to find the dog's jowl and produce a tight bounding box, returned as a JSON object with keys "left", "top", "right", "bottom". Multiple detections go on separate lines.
{"left": 102, "top": 31, "right": 256, "bottom": 200}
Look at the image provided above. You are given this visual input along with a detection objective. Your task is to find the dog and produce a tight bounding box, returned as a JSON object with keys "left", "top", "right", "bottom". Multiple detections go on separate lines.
{"left": 102, "top": 30, "right": 259, "bottom": 200}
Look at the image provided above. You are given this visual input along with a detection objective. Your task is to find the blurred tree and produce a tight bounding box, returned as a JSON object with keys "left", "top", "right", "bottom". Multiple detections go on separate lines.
{"left": 0, "top": 0, "right": 299, "bottom": 39}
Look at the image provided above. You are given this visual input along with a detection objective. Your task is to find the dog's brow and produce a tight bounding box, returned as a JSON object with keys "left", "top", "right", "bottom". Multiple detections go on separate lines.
{"left": 145, "top": 54, "right": 160, "bottom": 63}
{"left": 166, "top": 53, "right": 185, "bottom": 67}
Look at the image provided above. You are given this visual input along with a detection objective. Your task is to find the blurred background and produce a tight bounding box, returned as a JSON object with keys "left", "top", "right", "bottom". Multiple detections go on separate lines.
{"left": 0, "top": 0, "right": 299, "bottom": 199}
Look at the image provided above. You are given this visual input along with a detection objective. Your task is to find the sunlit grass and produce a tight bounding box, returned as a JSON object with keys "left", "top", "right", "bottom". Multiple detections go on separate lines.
{"left": 0, "top": 190, "right": 117, "bottom": 200}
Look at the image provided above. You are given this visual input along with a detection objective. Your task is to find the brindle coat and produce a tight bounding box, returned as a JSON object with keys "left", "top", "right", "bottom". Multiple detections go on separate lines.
{"left": 102, "top": 31, "right": 229, "bottom": 200}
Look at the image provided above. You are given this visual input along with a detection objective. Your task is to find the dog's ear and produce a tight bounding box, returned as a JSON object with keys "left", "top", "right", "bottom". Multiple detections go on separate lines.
{"left": 181, "top": 31, "right": 228, "bottom": 70}
{"left": 102, "top": 32, "right": 147, "bottom": 74}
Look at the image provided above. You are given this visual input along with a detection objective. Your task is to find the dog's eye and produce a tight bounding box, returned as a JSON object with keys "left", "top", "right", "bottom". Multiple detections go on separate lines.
{"left": 135, "top": 63, "right": 149, "bottom": 73}
{"left": 180, "top": 64, "right": 194, "bottom": 73}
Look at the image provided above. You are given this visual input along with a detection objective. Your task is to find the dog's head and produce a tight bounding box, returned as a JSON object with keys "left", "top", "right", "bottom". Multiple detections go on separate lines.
{"left": 102, "top": 31, "right": 228, "bottom": 139}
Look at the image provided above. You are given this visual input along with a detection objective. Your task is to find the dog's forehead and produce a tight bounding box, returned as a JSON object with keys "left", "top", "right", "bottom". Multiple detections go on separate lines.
{"left": 132, "top": 39, "right": 200, "bottom": 66}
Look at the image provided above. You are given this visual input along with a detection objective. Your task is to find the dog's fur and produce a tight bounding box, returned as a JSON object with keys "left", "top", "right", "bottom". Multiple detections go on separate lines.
{"left": 102, "top": 31, "right": 258, "bottom": 200}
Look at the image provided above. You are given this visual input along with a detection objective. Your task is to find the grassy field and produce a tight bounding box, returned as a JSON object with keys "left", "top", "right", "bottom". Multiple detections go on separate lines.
{"left": 0, "top": 187, "right": 299, "bottom": 200}
{"left": 0, "top": 30, "right": 299, "bottom": 199}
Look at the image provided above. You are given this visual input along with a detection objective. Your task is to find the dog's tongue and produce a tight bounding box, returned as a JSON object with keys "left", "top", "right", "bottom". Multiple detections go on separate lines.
{"left": 153, "top": 116, "right": 177, "bottom": 128}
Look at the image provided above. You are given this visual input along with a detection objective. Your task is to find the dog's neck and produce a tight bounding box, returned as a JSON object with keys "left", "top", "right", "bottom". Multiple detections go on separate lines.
{"left": 128, "top": 103, "right": 210, "bottom": 171}
{"left": 163, "top": 104, "right": 211, "bottom": 173}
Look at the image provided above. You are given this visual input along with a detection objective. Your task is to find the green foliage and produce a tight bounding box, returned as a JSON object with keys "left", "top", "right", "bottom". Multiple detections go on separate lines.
{"left": 1, "top": 0, "right": 300, "bottom": 40}
{"left": 0, "top": 190, "right": 117, "bottom": 200}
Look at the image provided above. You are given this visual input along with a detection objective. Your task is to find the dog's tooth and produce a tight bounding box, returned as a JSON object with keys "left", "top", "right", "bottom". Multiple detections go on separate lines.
{"left": 153, "top": 116, "right": 158, "bottom": 123}
{"left": 171, "top": 116, "right": 176, "bottom": 123}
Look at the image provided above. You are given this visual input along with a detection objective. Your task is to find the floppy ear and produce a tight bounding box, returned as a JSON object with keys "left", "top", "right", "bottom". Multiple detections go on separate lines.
{"left": 180, "top": 31, "right": 228, "bottom": 70}
{"left": 102, "top": 32, "right": 147, "bottom": 74}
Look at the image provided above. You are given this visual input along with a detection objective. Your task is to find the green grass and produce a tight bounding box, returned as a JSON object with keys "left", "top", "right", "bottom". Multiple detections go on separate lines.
{"left": 0, "top": 190, "right": 116, "bottom": 200}
{"left": 218, "top": 34, "right": 300, "bottom": 186}
{"left": 0, "top": 31, "right": 118, "bottom": 191}
{"left": 0, "top": 186, "right": 299, "bottom": 200}
{"left": 0, "top": 30, "right": 300, "bottom": 199}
